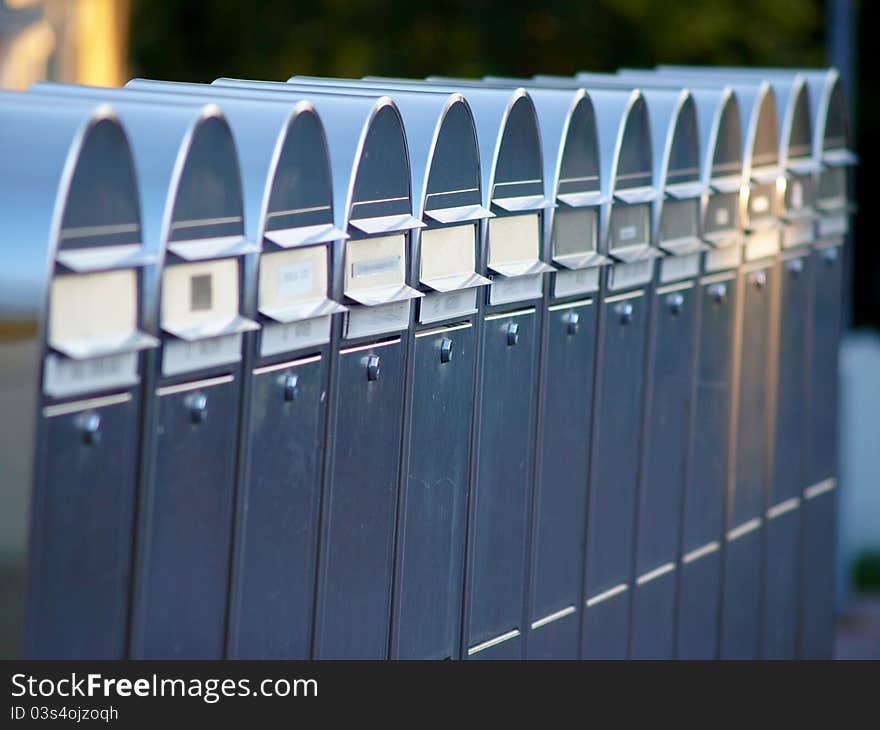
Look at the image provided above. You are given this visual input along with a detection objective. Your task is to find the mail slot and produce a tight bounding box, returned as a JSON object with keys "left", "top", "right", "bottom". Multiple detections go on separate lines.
{"left": 31, "top": 83, "right": 261, "bottom": 658}
{"left": 0, "top": 95, "right": 155, "bottom": 659}
{"left": 125, "top": 78, "right": 349, "bottom": 659}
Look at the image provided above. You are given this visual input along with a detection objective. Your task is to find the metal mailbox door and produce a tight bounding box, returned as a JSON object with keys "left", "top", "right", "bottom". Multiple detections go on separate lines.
{"left": 29, "top": 394, "right": 139, "bottom": 659}
{"left": 582, "top": 290, "right": 648, "bottom": 658}
{"left": 230, "top": 354, "right": 325, "bottom": 658}
{"left": 137, "top": 375, "right": 241, "bottom": 658}
{"left": 529, "top": 298, "right": 596, "bottom": 658}
{"left": 763, "top": 253, "right": 810, "bottom": 659}
{"left": 467, "top": 307, "right": 539, "bottom": 660}
{"left": 313, "top": 338, "right": 405, "bottom": 658}
{"left": 630, "top": 280, "right": 697, "bottom": 658}
{"left": 677, "top": 273, "right": 737, "bottom": 658}
{"left": 394, "top": 324, "right": 474, "bottom": 659}
{"left": 721, "top": 262, "right": 776, "bottom": 659}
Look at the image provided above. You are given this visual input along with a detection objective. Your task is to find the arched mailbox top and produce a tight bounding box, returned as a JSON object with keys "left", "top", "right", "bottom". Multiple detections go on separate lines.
{"left": 0, "top": 94, "right": 147, "bottom": 326}
{"left": 662, "top": 92, "right": 701, "bottom": 189}
{"left": 742, "top": 82, "right": 778, "bottom": 176}
{"left": 57, "top": 116, "right": 142, "bottom": 253}
{"left": 707, "top": 90, "right": 744, "bottom": 182}
{"left": 816, "top": 70, "right": 855, "bottom": 163}
{"left": 784, "top": 77, "right": 814, "bottom": 164}
{"left": 166, "top": 113, "right": 246, "bottom": 247}
{"left": 603, "top": 90, "right": 652, "bottom": 198}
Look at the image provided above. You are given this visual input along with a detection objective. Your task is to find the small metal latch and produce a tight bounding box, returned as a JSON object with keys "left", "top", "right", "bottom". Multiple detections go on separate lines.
{"left": 787, "top": 258, "right": 804, "bottom": 277}
{"left": 709, "top": 282, "right": 727, "bottom": 304}
{"left": 566, "top": 312, "right": 580, "bottom": 336}
{"left": 507, "top": 322, "right": 520, "bottom": 346}
{"left": 822, "top": 247, "right": 838, "bottom": 266}
{"left": 615, "top": 301, "right": 634, "bottom": 325}
{"left": 440, "top": 338, "right": 454, "bottom": 363}
{"left": 667, "top": 292, "right": 685, "bottom": 316}
{"left": 751, "top": 270, "right": 767, "bottom": 290}
{"left": 366, "top": 355, "right": 381, "bottom": 381}
{"left": 282, "top": 373, "right": 299, "bottom": 401}
{"left": 186, "top": 392, "right": 208, "bottom": 424}
{"left": 78, "top": 412, "right": 101, "bottom": 445}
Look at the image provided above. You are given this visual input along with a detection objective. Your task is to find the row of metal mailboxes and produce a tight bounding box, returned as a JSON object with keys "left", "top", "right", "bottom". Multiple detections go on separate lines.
{"left": 0, "top": 66, "right": 855, "bottom": 660}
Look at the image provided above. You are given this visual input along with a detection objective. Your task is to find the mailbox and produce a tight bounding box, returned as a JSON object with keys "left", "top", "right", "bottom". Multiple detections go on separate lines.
{"left": 0, "top": 94, "right": 155, "bottom": 659}
{"left": 756, "top": 76, "right": 816, "bottom": 659}
{"left": 579, "top": 89, "right": 658, "bottom": 658}
{"left": 31, "top": 83, "right": 260, "bottom": 658}
{"left": 800, "top": 69, "right": 854, "bottom": 658}
{"left": 285, "top": 77, "right": 492, "bottom": 659}
{"left": 125, "top": 78, "right": 349, "bottom": 659}
{"left": 516, "top": 88, "right": 603, "bottom": 659}
{"left": 214, "top": 79, "right": 426, "bottom": 659}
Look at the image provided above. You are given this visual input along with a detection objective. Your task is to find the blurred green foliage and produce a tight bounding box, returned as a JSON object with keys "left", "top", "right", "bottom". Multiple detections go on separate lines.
{"left": 128, "top": 0, "right": 827, "bottom": 83}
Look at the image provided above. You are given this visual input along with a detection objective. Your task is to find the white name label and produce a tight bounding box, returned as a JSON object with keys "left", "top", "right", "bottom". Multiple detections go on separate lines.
{"left": 554, "top": 267, "right": 600, "bottom": 298}
{"left": 619, "top": 224, "right": 638, "bottom": 242}
{"left": 660, "top": 253, "right": 700, "bottom": 283}
{"left": 715, "top": 207, "right": 730, "bottom": 227}
{"left": 43, "top": 351, "right": 139, "bottom": 399}
{"left": 277, "top": 259, "right": 315, "bottom": 298}
{"left": 489, "top": 274, "right": 544, "bottom": 305}
{"left": 345, "top": 300, "right": 411, "bottom": 339}
{"left": 162, "top": 333, "right": 242, "bottom": 376}
{"left": 419, "top": 289, "right": 477, "bottom": 324}
{"left": 260, "top": 316, "right": 331, "bottom": 357}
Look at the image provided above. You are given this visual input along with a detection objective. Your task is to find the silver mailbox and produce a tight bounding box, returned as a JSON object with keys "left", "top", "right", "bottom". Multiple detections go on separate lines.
{"left": 30, "top": 82, "right": 259, "bottom": 659}
{"left": 0, "top": 93, "right": 155, "bottom": 659}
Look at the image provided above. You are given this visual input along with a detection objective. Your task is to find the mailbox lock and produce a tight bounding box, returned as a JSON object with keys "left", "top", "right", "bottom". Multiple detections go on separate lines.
{"left": 506, "top": 322, "right": 520, "bottom": 346}
{"left": 566, "top": 312, "right": 580, "bottom": 336}
{"left": 186, "top": 392, "right": 208, "bottom": 424}
{"left": 282, "top": 373, "right": 299, "bottom": 402}
{"left": 787, "top": 258, "right": 804, "bottom": 277}
{"left": 822, "top": 247, "right": 838, "bottom": 266}
{"left": 440, "top": 338, "right": 454, "bottom": 363}
{"left": 615, "top": 301, "right": 634, "bottom": 325}
{"left": 751, "top": 270, "right": 767, "bottom": 290}
{"left": 709, "top": 283, "right": 727, "bottom": 305}
{"left": 666, "top": 292, "right": 685, "bottom": 316}
{"left": 366, "top": 355, "right": 381, "bottom": 381}
{"left": 78, "top": 412, "right": 101, "bottom": 446}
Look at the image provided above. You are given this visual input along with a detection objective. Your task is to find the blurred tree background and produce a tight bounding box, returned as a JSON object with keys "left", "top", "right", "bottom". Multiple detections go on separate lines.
{"left": 128, "top": 0, "right": 827, "bottom": 82}
{"left": 126, "top": 0, "right": 874, "bottom": 327}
